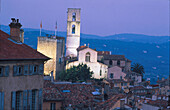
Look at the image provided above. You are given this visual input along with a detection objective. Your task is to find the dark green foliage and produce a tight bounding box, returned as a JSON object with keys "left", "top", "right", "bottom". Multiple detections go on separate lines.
{"left": 131, "top": 63, "right": 145, "bottom": 81}
{"left": 59, "top": 64, "right": 93, "bottom": 82}
{"left": 131, "top": 63, "right": 145, "bottom": 75}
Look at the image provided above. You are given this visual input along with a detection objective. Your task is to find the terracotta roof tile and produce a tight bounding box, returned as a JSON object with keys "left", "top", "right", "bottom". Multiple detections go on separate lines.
{"left": 0, "top": 30, "right": 50, "bottom": 61}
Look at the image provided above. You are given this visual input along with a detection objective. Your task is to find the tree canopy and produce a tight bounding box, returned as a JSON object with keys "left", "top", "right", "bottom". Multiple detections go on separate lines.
{"left": 131, "top": 63, "right": 145, "bottom": 75}
{"left": 59, "top": 64, "right": 94, "bottom": 82}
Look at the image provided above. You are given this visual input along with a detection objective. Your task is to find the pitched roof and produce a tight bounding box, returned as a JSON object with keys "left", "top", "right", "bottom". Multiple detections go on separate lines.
{"left": 0, "top": 30, "right": 50, "bottom": 61}
{"left": 103, "top": 55, "right": 126, "bottom": 60}
{"left": 77, "top": 46, "right": 97, "bottom": 52}
{"left": 97, "top": 51, "right": 111, "bottom": 55}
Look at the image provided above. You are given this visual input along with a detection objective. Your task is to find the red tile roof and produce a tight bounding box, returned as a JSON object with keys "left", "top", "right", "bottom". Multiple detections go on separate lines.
{"left": 0, "top": 30, "right": 50, "bottom": 61}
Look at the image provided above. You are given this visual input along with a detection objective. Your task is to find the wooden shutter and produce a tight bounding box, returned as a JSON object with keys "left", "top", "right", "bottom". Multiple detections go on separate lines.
{"left": 29, "top": 90, "right": 32, "bottom": 110}
{"left": 5, "top": 66, "right": 9, "bottom": 77}
{"left": 23, "top": 90, "right": 27, "bottom": 110}
{"left": 24, "top": 65, "right": 28, "bottom": 75}
{"left": 0, "top": 92, "right": 4, "bottom": 110}
{"left": 38, "top": 89, "right": 43, "bottom": 110}
{"left": 13, "top": 66, "right": 17, "bottom": 76}
{"left": 39, "top": 64, "right": 44, "bottom": 75}
{"left": 12, "top": 91, "right": 16, "bottom": 110}
{"left": 29, "top": 65, "right": 33, "bottom": 75}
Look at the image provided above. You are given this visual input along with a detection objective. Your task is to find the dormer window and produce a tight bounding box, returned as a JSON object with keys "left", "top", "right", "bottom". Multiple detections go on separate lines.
{"left": 85, "top": 52, "right": 90, "bottom": 62}
{"left": 72, "top": 12, "right": 76, "bottom": 21}
{"left": 72, "top": 25, "right": 75, "bottom": 34}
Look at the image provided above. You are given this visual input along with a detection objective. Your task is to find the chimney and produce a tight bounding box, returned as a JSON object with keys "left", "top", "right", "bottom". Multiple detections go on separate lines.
{"left": 20, "top": 29, "right": 24, "bottom": 43}
{"left": 9, "top": 18, "right": 22, "bottom": 43}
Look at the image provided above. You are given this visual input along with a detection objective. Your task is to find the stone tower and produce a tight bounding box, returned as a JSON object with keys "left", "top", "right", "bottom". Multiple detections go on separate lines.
{"left": 66, "top": 8, "right": 81, "bottom": 57}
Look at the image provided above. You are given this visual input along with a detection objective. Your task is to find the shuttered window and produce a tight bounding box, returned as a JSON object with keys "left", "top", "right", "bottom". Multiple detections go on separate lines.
{"left": 32, "top": 90, "right": 37, "bottom": 110}
{"left": 16, "top": 91, "right": 22, "bottom": 110}
{"left": 0, "top": 92, "right": 4, "bottom": 110}
{"left": 29, "top": 65, "right": 33, "bottom": 75}
{"left": 24, "top": 65, "right": 29, "bottom": 75}
{"left": 13, "top": 66, "right": 17, "bottom": 76}
{"left": 11, "top": 91, "right": 16, "bottom": 110}
{"left": 28, "top": 90, "right": 32, "bottom": 110}
{"left": 5, "top": 66, "right": 9, "bottom": 77}
{"left": 39, "top": 64, "right": 44, "bottom": 75}
{"left": 38, "top": 89, "right": 43, "bottom": 110}
{"left": 23, "top": 90, "right": 28, "bottom": 110}
{"left": 50, "top": 103, "right": 56, "bottom": 110}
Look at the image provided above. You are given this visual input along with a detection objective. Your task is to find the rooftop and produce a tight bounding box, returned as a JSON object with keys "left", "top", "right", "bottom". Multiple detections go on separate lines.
{"left": 0, "top": 30, "right": 50, "bottom": 61}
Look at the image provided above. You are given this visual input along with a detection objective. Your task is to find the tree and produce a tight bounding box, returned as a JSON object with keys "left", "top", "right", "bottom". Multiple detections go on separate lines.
{"left": 59, "top": 64, "right": 93, "bottom": 82}
{"left": 131, "top": 63, "right": 145, "bottom": 80}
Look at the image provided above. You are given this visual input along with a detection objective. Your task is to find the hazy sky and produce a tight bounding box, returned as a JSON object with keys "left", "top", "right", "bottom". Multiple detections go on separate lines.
{"left": 0, "top": 0, "right": 169, "bottom": 36}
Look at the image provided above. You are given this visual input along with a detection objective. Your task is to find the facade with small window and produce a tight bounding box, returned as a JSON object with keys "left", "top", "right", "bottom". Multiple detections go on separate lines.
{"left": 107, "top": 66, "right": 126, "bottom": 80}
{"left": 66, "top": 47, "right": 108, "bottom": 79}
{"left": 0, "top": 29, "right": 49, "bottom": 110}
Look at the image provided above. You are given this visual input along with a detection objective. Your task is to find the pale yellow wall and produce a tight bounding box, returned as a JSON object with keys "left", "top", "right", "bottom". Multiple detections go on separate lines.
{"left": 0, "top": 61, "right": 44, "bottom": 110}
{"left": 108, "top": 66, "right": 126, "bottom": 80}
{"left": 37, "top": 37, "right": 57, "bottom": 76}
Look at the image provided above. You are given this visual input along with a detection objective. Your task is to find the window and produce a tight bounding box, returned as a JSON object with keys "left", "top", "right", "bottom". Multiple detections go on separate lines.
{"left": 117, "top": 60, "right": 120, "bottom": 66}
{"left": 0, "top": 92, "right": 4, "bottom": 110}
{"left": 72, "top": 25, "right": 75, "bottom": 34}
{"left": 120, "top": 76, "right": 122, "bottom": 79}
{"left": 32, "top": 90, "right": 37, "bottom": 110}
{"left": 110, "top": 73, "right": 114, "bottom": 79}
{"left": 16, "top": 91, "right": 22, "bottom": 110}
{"left": 18, "top": 66, "right": 23, "bottom": 75}
{"left": 59, "top": 58, "right": 62, "bottom": 64}
{"left": 0, "top": 67, "right": 3, "bottom": 76}
{"left": 72, "top": 12, "right": 76, "bottom": 21}
{"left": 85, "top": 52, "right": 90, "bottom": 62}
{"left": 100, "top": 70, "right": 102, "bottom": 76}
{"left": 0, "top": 66, "right": 9, "bottom": 77}
{"left": 33, "top": 65, "right": 38, "bottom": 74}
{"left": 38, "top": 89, "right": 43, "bottom": 110}
{"left": 24, "top": 65, "right": 29, "bottom": 75}
{"left": 109, "top": 60, "right": 112, "bottom": 65}
{"left": 50, "top": 103, "right": 56, "bottom": 110}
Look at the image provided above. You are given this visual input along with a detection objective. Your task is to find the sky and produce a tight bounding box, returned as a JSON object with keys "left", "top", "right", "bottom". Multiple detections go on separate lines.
{"left": 0, "top": 0, "right": 169, "bottom": 36}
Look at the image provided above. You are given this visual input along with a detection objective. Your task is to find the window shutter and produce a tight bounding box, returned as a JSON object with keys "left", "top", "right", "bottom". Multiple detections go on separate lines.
{"left": 5, "top": 66, "right": 9, "bottom": 77}
{"left": 23, "top": 90, "right": 27, "bottom": 110}
{"left": 12, "top": 91, "right": 16, "bottom": 110}
{"left": 1, "top": 92, "right": 4, "bottom": 110}
{"left": 38, "top": 89, "right": 43, "bottom": 110}
{"left": 0, "top": 92, "right": 2, "bottom": 110}
{"left": 29, "top": 90, "right": 32, "bottom": 110}
{"left": 29, "top": 65, "right": 33, "bottom": 75}
{"left": 39, "top": 64, "right": 44, "bottom": 75}
{"left": 24, "top": 65, "right": 28, "bottom": 75}
{"left": 13, "top": 66, "right": 17, "bottom": 76}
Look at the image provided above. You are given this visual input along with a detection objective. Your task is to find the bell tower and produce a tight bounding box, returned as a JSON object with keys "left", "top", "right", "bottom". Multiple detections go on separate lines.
{"left": 66, "top": 8, "right": 81, "bottom": 57}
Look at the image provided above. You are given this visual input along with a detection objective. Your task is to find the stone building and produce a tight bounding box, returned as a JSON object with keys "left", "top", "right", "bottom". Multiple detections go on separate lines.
{"left": 0, "top": 19, "right": 49, "bottom": 110}
{"left": 66, "top": 46, "right": 108, "bottom": 79}
{"left": 66, "top": 8, "right": 81, "bottom": 57}
{"left": 37, "top": 36, "right": 65, "bottom": 79}
{"left": 97, "top": 51, "right": 132, "bottom": 81}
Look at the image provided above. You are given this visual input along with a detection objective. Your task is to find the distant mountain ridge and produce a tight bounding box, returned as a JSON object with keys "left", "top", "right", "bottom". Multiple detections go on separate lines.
{"left": 0, "top": 25, "right": 169, "bottom": 84}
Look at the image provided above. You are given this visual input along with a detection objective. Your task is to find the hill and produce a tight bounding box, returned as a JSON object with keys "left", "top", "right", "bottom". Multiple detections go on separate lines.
{"left": 0, "top": 25, "right": 169, "bottom": 84}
